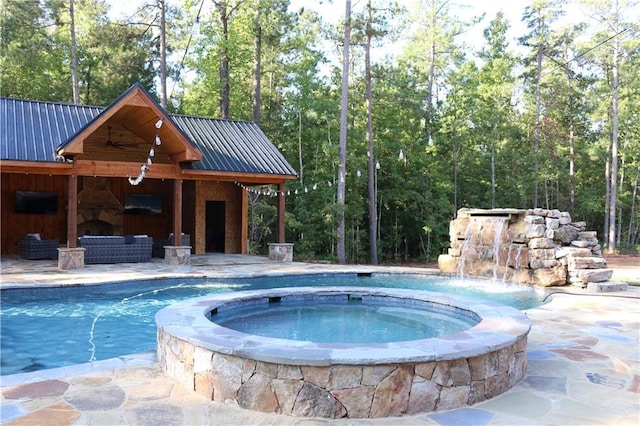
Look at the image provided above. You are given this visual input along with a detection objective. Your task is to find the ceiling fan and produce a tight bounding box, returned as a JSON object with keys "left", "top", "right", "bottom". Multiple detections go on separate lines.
{"left": 105, "top": 126, "right": 137, "bottom": 149}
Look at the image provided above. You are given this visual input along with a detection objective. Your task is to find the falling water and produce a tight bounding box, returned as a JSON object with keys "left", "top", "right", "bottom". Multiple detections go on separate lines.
{"left": 457, "top": 219, "right": 475, "bottom": 279}
{"left": 504, "top": 244, "right": 514, "bottom": 284}
{"left": 491, "top": 218, "right": 508, "bottom": 282}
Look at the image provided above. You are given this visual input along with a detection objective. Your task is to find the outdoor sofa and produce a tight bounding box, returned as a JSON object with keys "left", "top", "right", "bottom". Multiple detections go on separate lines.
{"left": 78, "top": 235, "right": 153, "bottom": 264}
{"left": 19, "top": 234, "right": 59, "bottom": 260}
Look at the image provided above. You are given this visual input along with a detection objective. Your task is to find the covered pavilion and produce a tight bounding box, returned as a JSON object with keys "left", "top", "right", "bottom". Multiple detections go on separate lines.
{"left": 0, "top": 83, "right": 297, "bottom": 265}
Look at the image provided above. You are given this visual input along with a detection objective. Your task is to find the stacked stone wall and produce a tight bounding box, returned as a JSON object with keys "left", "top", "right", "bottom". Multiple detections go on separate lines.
{"left": 157, "top": 329, "right": 527, "bottom": 418}
{"left": 438, "top": 208, "right": 613, "bottom": 287}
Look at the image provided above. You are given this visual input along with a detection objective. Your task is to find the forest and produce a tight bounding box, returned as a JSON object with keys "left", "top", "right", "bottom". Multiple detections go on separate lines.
{"left": 1, "top": 0, "right": 639, "bottom": 264}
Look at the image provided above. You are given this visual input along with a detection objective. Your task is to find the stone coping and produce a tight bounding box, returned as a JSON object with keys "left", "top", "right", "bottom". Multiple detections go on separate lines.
{"left": 155, "top": 286, "right": 531, "bottom": 366}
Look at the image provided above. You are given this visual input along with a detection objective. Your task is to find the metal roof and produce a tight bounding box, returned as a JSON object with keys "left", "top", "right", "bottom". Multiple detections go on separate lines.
{"left": 1, "top": 98, "right": 102, "bottom": 162}
{"left": 172, "top": 115, "right": 296, "bottom": 175}
{"left": 0, "top": 96, "right": 297, "bottom": 177}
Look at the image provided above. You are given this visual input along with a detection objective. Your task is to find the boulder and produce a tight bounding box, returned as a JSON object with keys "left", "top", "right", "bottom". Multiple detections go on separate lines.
{"left": 577, "top": 269, "right": 613, "bottom": 283}
{"left": 548, "top": 209, "right": 562, "bottom": 218}
{"left": 528, "top": 238, "right": 555, "bottom": 249}
{"left": 524, "top": 215, "right": 545, "bottom": 224}
{"left": 571, "top": 240, "right": 591, "bottom": 248}
{"left": 555, "top": 247, "right": 592, "bottom": 259}
{"left": 553, "top": 225, "right": 580, "bottom": 244}
{"left": 533, "top": 265, "right": 567, "bottom": 286}
{"left": 587, "top": 281, "right": 628, "bottom": 292}
{"left": 529, "top": 248, "right": 556, "bottom": 261}
{"left": 526, "top": 224, "right": 546, "bottom": 239}
{"left": 578, "top": 231, "right": 598, "bottom": 239}
{"left": 559, "top": 211, "right": 572, "bottom": 224}
{"left": 567, "top": 256, "right": 607, "bottom": 270}
{"left": 545, "top": 218, "right": 560, "bottom": 230}
{"left": 438, "top": 254, "right": 458, "bottom": 274}
{"left": 530, "top": 259, "right": 561, "bottom": 269}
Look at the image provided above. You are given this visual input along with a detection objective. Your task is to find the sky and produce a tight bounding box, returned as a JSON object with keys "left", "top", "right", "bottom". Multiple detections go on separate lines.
{"left": 109, "top": 0, "right": 533, "bottom": 54}
{"left": 107, "top": 0, "right": 624, "bottom": 76}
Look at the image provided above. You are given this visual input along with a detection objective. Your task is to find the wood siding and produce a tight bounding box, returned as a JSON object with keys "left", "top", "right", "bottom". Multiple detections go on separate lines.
{"left": 1, "top": 173, "right": 68, "bottom": 254}
{"left": 2, "top": 172, "right": 244, "bottom": 256}
{"left": 194, "top": 181, "right": 243, "bottom": 254}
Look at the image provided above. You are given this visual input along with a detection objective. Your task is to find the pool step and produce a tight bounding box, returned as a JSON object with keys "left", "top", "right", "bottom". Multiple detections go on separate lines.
{"left": 586, "top": 281, "right": 629, "bottom": 292}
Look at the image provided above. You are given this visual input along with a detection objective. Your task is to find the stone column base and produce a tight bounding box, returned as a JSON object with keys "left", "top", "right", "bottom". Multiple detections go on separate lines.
{"left": 268, "top": 243, "right": 294, "bottom": 262}
{"left": 58, "top": 247, "right": 85, "bottom": 270}
{"left": 164, "top": 246, "right": 191, "bottom": 266}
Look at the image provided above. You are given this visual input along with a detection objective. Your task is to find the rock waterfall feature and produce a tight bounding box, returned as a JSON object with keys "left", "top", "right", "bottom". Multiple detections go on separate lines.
{"left": 438, "top": 208, "right": 621, "bottom": 288}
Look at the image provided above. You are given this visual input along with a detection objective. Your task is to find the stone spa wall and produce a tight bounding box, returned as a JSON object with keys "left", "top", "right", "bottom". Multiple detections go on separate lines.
{"left": 158, "top": 332, "right": 527, "bottom": 418}
{"left": 156, "top": 287, "right": 531, "bottom": 419}
{"left": 438, "top": 208, "right": 613, "bottom": 287}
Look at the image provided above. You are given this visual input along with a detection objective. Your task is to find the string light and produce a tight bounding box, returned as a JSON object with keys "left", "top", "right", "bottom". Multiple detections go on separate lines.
{"left": 233, "top": 155, "right": 405, "bottom": 199}
{"left": 129, "top": 118, "right": 163, "bottom": 185}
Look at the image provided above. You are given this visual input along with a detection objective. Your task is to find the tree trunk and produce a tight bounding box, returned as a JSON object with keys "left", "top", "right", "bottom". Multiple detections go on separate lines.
{"left": 607, "top": 0, "right": 619, "bottom": 254}
{"left": 337, "top": 0, "right": 351, "bottom": 264}
{"left": 159, "top": 0, "right": 167, "bottom": 109}
{"left": 216, "top": 1, "right": 231, "bottom": 119}
{"left": 604, "top": 141, "right": 611, "bottom": 246}
{"left": 533, "top": 40, "right": 543, "bottom": 209}
{"left": 69, "top": 0, "right": 79, "bottom": 104}
{"left": 564, "top": 44, "right": 575, "bottom": 212}
{"left": 298, "top": 110, "right": 303, "bottom": 184}
{"left": 627, "top": 165, "right": 639, "bottom": 246}
{"left": 252, "top": 1, "right": 261, "bottom": 123}
{"left": 365, "top": 0, "right": 377, "bottom": 265}
{"left": 425, "top": 0, "right": 436, "bottom": 143}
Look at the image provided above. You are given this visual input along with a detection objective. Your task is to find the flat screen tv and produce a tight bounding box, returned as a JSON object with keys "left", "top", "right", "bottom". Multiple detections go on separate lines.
{"left": 124, "top": 193, "right": 162, "bottom": 215}
{"left": 15, "top": 191, "right": 59, "bottom": 215}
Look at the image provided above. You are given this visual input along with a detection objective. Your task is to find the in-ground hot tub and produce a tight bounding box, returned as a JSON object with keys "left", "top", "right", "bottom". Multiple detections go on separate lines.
{"left": 156, "top": 287, "right": 531, "bottom": 418}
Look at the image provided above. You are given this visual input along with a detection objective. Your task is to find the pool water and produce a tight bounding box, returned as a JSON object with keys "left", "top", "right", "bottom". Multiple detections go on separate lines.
{"left": 212, "top": 298, "right": 479, "bottom": 343}
{"left": 0, "top": 274, "right": 544, "bottom": 375}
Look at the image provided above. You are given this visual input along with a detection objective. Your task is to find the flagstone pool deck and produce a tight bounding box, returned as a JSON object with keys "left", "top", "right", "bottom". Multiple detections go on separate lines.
{"left": 1, "top": 254, "right": 638, "bottom": 425}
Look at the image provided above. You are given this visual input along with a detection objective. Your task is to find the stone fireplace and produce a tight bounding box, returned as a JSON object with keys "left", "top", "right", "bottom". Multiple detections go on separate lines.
{"left": 77, "top": 177, "right": 123, "bottom": 236}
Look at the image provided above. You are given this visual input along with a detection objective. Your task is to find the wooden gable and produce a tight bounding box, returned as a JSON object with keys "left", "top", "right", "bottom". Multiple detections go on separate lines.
{"left": 57, "top": 84, "right": 202, "bottom": 164}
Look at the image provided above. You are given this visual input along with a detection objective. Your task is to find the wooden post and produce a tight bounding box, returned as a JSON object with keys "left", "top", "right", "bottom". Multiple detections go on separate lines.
{"left": 278, "top": 182, "right": 285, "bottom": 243}
{"left": 67, "top": 173, "right": 78, "bottom": 248}
{"left": 241, "top": 186, "right": 248, "bottom": 254}
{"left": 173, "top": 178, "right": 182, "bottom": 245}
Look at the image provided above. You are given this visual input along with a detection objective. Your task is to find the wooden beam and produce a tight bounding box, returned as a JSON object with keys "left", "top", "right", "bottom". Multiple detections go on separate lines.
{"left": 1, "top": 160, "right": 297, "bottom": 184}
{"left": 181, "top": 169, "right": 297, "bottom": 184}
{"left": 170, "top": 149, "right": 202, "bottom": 163}
{"left": 278, "top": 182, "right": 285, "bottom": 243}
{"left": 67, "top": 173, "right": 78, "bottom": 248}
{"left": 0, "top": 161, "right": 74, "bottom": 175}
{"left": 73, "top": 160, "right": 179, "bottom": 179}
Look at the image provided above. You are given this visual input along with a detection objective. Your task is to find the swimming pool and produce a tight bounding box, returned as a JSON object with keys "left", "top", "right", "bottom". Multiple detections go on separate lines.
{"left": 0, "top": 273, "right": 544, "bottom": 376}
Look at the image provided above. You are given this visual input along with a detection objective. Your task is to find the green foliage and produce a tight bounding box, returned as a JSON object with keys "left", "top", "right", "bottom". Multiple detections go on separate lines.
{"left": 4, "top": 0, "right": 639, "bottom": 261}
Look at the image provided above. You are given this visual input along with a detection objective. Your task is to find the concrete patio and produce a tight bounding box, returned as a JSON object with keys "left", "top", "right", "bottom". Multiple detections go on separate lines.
{"left": 1, "top": 254, "right": 638, "bottom": 425}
